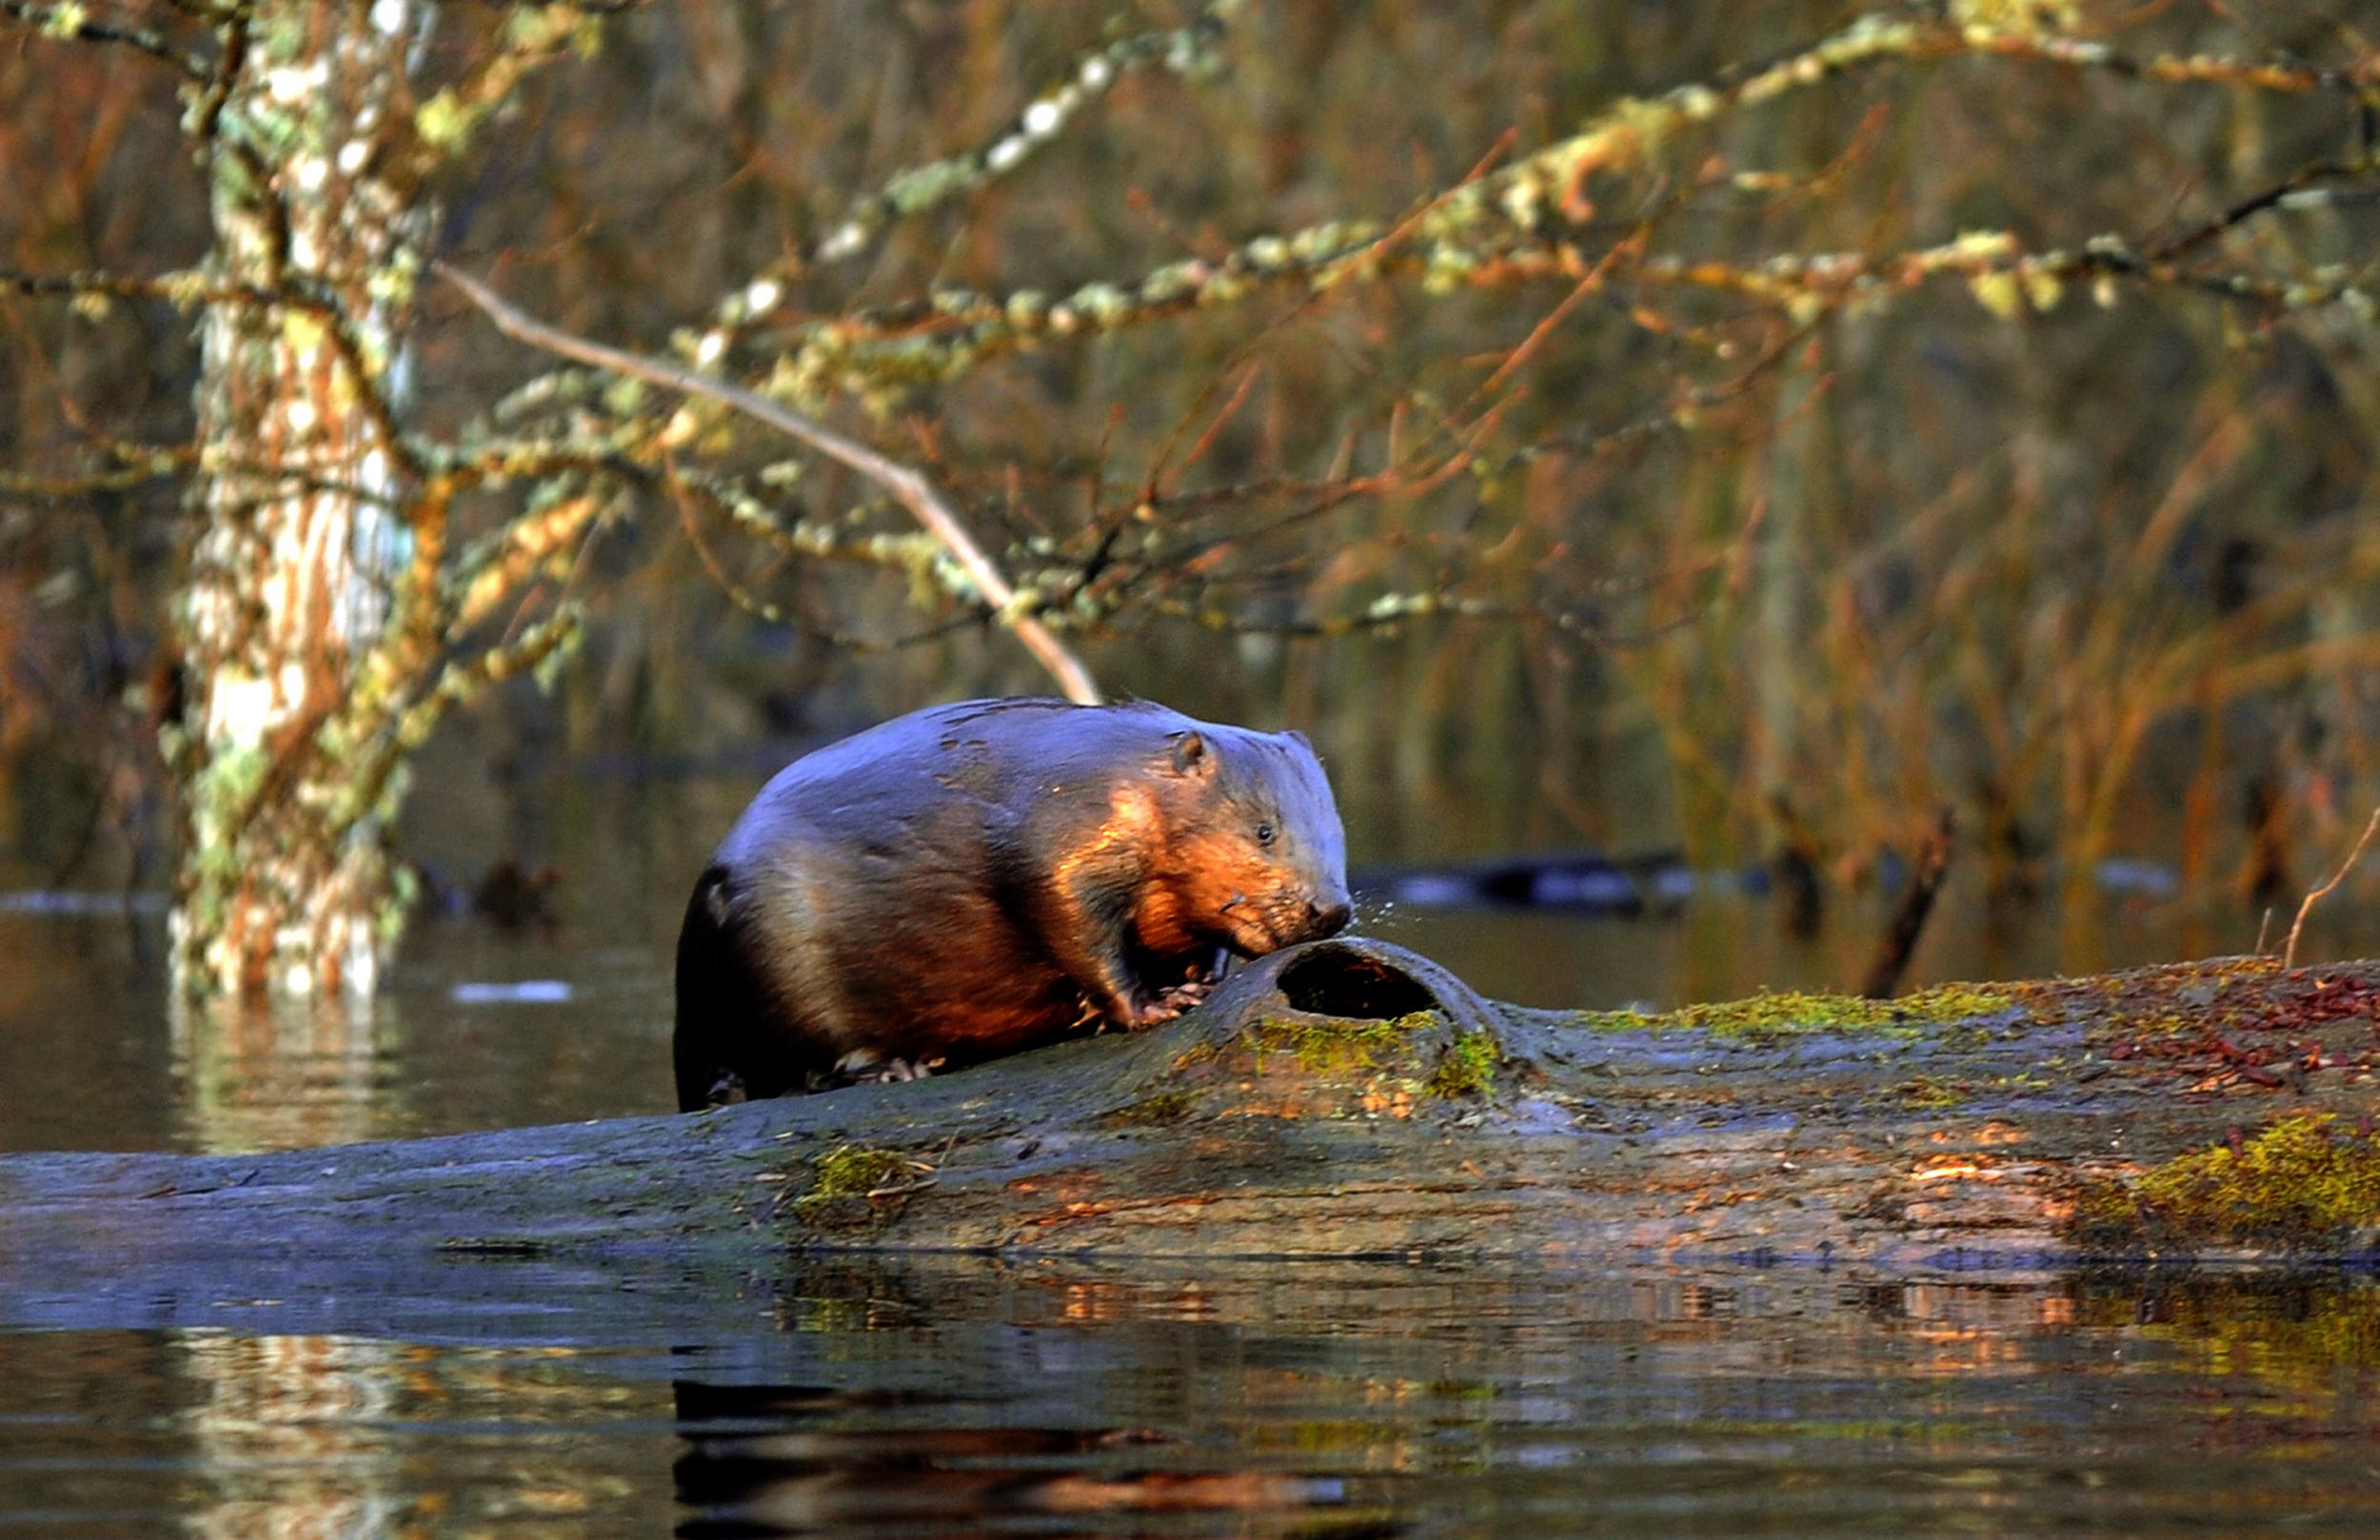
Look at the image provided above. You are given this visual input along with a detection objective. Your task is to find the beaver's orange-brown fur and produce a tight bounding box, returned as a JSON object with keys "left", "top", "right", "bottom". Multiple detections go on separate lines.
{"left": 672, "top": 698, "right": 1351, "bottom": 1109}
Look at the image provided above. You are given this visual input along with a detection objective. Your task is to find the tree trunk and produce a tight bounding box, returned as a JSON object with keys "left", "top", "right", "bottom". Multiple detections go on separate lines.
{"left": 167, "top": 1, "right": 426, "bottom": 998}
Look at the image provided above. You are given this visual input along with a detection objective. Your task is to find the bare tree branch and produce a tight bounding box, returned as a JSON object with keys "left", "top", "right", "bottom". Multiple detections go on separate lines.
{"left": 0, "top": 0, "right": 207, "bottom": 77}
{"left": 433, "top": 261, "right": 1102, "bottom": 704}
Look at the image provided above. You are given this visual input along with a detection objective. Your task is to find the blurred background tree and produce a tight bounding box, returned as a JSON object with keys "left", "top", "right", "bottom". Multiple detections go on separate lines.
{"left": 3, "top": 0, "right": 2377, "bottom": 1001}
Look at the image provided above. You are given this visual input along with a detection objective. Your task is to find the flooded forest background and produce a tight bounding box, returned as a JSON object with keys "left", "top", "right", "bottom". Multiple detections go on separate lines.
{"left": 5, "top": 1, "right": 2380, "bottom": 1150}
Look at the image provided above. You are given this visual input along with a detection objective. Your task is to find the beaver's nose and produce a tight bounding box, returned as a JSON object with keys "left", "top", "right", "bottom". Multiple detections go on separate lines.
{"left": 1309, "top": 898, "right": 1352, "bottom": 936}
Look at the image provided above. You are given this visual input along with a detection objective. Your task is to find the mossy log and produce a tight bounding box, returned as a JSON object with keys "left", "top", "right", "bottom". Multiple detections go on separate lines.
{"left": 6, "top": 939, "right": 2380, "bottom": 1278}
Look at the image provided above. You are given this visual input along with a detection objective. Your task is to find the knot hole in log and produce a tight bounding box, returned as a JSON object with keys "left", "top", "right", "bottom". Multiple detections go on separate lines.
{"left": 1119, "top": 938, "right": 1519, "bottom": 1122}
{"left": 1275, "top": 952, "right": 1438, "bottom": 1019}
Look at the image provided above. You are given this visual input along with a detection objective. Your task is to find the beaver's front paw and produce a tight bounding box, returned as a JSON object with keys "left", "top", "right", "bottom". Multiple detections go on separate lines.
{"left": 1119, "top": 977, "right": 1212, "bottom": 1030}
{"left": 1121, "top": 997, "right": 1183, "bottom": 1029}
{"left": 1155, "top": 977, "right": 1213, "bottom": 1014}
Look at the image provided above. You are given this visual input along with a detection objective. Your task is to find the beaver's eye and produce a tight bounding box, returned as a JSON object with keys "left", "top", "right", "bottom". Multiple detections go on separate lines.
{"left": 1256, "top": 822, "right": 1276, "bottom": 845}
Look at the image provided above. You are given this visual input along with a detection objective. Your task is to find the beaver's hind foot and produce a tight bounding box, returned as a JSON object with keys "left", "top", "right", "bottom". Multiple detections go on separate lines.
{"left": 809, "top": 1050, "right": 941, "bottom": 1091}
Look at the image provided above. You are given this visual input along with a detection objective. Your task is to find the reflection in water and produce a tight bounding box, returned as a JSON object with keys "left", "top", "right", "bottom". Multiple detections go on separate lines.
{"left": 176, "top": 1333, "right": 406, "bottom": 1540}
{"left": 10, "top": 1259, "right": 2380, "bottom": 1534}
{"left": 142, "top": 1331, "right": 671, "bottom": 1536}
{"left": 168, "top": 993, "right": 398, "bottom": 1155}
{"left": 0, "top": 907, "right": 681, "bottom": 1155}
{"left": 673, "top": 1382, "right": 1347, "bottom": 1537}
{"left": 650, "top": 1261, "right": 2380, "bottom": 1537}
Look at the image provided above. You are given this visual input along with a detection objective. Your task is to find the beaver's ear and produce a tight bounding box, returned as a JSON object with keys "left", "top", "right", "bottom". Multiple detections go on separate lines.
{"left": 1169, "top": 730, "right": 1212, "bottom": 777}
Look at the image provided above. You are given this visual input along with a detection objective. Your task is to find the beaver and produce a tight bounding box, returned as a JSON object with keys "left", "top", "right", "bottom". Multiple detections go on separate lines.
{"left": 672, "top": 697, "right": 1352, "bottom": 1110}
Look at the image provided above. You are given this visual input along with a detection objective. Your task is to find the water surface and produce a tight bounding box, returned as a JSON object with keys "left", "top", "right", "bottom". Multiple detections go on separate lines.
{"left": 4, "top": 767, "right": 2374, "bottom": 1534}
{"left": 7, "top": 1256, "right": 2380, "bottom": 1537}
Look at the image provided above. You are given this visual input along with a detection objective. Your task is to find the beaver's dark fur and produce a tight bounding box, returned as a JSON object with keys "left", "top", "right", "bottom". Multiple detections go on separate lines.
{"left": 673, "top": 698, "right": 1351, "bottom": 1109}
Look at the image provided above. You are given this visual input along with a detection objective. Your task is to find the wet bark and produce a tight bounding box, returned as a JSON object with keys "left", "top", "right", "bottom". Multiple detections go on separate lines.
{"left": 7, "top": 938, "right": 2380, "bottom": 1280}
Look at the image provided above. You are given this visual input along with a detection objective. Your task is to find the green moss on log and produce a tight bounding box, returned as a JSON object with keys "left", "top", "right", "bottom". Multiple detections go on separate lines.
{"left": 1570, "top": 984, "right": 2012, "bottom": 1039}
{"left": 1425, "top": 1030, "right": 1500, "bottom": 1097}
{"left": 790, "top": 1144, "right": 930, "bottom": 1230}
{"left": 1237, "top": 1011, "right": 1502, "bottom": 1099}
{"left": 809, "top": 1144, "right": 912, "bottom": 1197}
{"left": 1245, "top": 1010, "right": 1440, "bottom": 1075}
{"left": 2069, "top": 1115, "right": 2380, "bottom": 1251}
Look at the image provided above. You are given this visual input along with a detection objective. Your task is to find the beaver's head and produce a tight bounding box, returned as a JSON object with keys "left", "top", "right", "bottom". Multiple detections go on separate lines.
{"left": 1148, "top": 724, "right": 1352, "bottom": 958}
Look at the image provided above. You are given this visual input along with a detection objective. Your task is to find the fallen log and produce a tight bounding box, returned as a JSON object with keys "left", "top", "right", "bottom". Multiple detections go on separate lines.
{"left": 5, "top": 938, "right": 2379, "bottom": 1281}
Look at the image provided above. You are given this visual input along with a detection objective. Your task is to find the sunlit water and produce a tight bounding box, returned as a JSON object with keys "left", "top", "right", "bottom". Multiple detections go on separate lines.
{"left": 8, "top": 1259, "right": 2380, "bottom": 1537}
{"left": 5, "top": 766, "right": 2378, "bottom": 1534}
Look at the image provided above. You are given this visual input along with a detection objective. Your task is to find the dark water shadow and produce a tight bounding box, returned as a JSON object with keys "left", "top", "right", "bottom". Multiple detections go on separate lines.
{"left": 671, "top": 1379, "right": 1363, "bottom": 1539}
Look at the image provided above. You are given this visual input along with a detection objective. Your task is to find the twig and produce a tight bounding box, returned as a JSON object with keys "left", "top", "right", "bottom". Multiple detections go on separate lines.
{"left": 2282, "top": 805, "right": 2380, "bottom": 970}
{"left": 433, "top": 261, "right": 1101, "bottom": 704}
{"left": 799, "top": 0, "right": 1241, "bottom": 273}
{"left": 0, "top": 0, "right": 208, "bottom": 77}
